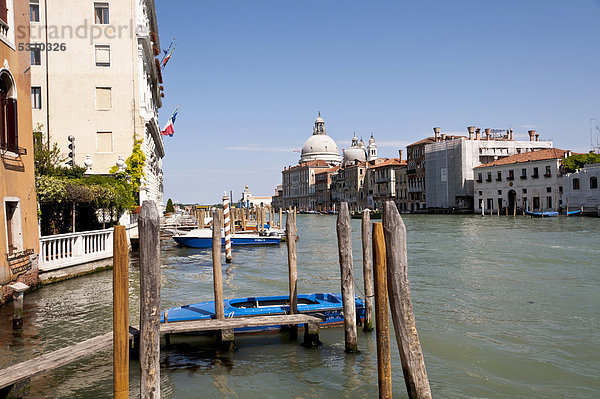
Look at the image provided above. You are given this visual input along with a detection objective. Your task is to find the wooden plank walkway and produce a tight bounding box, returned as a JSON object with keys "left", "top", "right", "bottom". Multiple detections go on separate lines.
{"left": 0, "top": 314, "right": 321, "bottom": 390}
{"left": 160, "top": 314, "right": 322, "bottom": 334}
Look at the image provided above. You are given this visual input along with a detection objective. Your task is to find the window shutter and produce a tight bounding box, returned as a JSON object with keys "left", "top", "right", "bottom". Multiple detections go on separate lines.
{"left": 7, "top": 98, "right": 17, "bottom": 149}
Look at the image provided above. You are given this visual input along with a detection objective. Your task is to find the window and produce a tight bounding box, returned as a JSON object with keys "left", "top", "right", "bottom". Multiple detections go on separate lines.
{"left": 522, "top": 188, "right": 527, "bottom": 194}
{"left": 94, "top": 45, "right": 110, "bottom": 67}
{"left": 94, "top": 2, "right": 109, "bottom": 24}
{"left": 30, "top": 0, "right": 40, "bottom": 22}
{"left": 544, "top": 166, "right": 551, "bottom": 177}
{"left": 497, "top": 190, "right": 502, "bottom": 195}
{"left": 96, "top": 131, "right": 113, "bottom": 152}
{"left": 496, "top": 171, "right": 502, "bottom": 181}
{"left": 476, "top": 173, "right": 482, "bottom": 183}
{"left": 547, "top": 196, "right": 552, "bottom": 209}
{"left": 590, "top": 177, "right": 598, "bottom": 189}
{"left": 521, "top": 168, "right": 527, "bottom": 179}
{"left": 573, "top": 178, "right": 580, "bottom": 190}
{"left": 532, "top": 167, "right": 539, "bottom": 178}
{"left": 486, "top": 172, "right": 492, "bottom": 182}
{"left": 31, "top": 86, "right": 41, "bottom": 109}
{"left": 95, "top": 87, "right": 111, "bottom": 110}
{"left": 0, "top": 72, "right": 19, "bottom": 153}
{"left": 533, "top": 196, "right": 540, "bottom": 210}
{"left": 478, "top": 191, "right": 482, "bottom": 195}
{"left": 508, "top": 170, "right": 514, "bottom": 181}
{"left": 31, "top": 47, "right": 41, "bottom": 65}
{"left": 546, "top": 187, "right": 552, "bottom": 193}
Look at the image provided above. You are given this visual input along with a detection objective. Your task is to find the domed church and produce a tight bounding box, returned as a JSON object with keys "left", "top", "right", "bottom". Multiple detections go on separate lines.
{"left": 299, "top": 113, "right": 342, "bottom": 165}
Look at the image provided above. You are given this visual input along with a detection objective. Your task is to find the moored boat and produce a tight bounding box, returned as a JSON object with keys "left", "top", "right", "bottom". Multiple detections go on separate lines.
{"left": 350, "top": 210, "right": 382, "bottom": 219}
{"left": 161, "top": 293, "right": 365, "bottom": 333}
{"left": 173, "top": 228, "right": 280, "bottom": 248}
{"left": 525, "top": 210, "right": 559, "bottom": 217}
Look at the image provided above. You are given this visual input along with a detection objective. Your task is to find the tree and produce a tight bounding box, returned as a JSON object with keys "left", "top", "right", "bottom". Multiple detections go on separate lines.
{"left": 562, "top": 152, "right": 600, "bottom": 173}
{"left": 166, "top": 198, "right": 175, "bottom": 213}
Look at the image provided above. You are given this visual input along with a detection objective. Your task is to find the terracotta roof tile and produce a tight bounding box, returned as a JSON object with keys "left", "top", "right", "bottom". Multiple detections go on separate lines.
{"left": 475, "top": 148, "right": 572, "bottom": 168}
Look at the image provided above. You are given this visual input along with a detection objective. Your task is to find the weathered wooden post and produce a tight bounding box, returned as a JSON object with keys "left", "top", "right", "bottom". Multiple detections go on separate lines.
{"left": 223, "top": 193, "right": 232, "bottom": 263}
{"left": 382, "top": 201, "right": 431, "bottom": 399}
{"left": 565, "top": 197, "right": 569, "bottom": 217}
{"left": 113, "top": 225, "right": 129, "bottom": 399}
{"left": 279, "top": 208, "right": 283, "bottom": 228}
{"left": 372, "top": 223, "right": 392, "bottom": 398}
{"left": 212, "top": 211, "right": 233, "bottom": 348}
{"left": 286, "top": 210, "right": 298, "bottom": 315}
{"left": 361, "top": 209, "right": 374, "bottom": 332}
{"left": 336, "top": 202, "right": 358, "bottom": 353}
{"left": 8, "top": 282, "right": 28, "bottom": 329}
{"left": 139, "top": 201, "right": 161, "bottom": 399}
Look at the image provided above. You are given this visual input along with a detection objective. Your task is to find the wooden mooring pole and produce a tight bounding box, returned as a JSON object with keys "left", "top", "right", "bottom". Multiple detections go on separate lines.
{"left": 382, "top": 201, "right": 431, "bottom": 399}
{"left": 212, "top": 211, "right": 233, "bottom": 348}
{"left": 113, "top": 225, "right": 129, "bottom": 399}
{"left": 286, "top": 209, "right": 298, "bottom": 315}
{"left": 372, "top": 222, "right": 392, "bottom": 399}
{"left": 336, "top": 202, "right": 358, "bottom": 353}
{"left": 223, "top": 193, "right": 232, "bottom": 263}
{"left": 139, "top": 201, "right": 161, "bottom": 399}
{"left": 361, "top": 209, "right": 374, "bottom": 332}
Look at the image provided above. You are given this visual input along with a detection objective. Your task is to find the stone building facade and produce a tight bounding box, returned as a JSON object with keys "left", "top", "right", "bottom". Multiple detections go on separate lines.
{"left": 29, "top": 0, "right": 165, "bottom": 207}
{"left": 562, "top": 162, "right": 600, "bottom": 215}
{"left": 473, "top": 148, "right": 569, "bottom": 214}
{"left": 0, "top": 0, "right": 39, "bottom": 294}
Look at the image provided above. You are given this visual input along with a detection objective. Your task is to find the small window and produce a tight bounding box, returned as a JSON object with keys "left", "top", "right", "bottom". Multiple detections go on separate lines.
{"left": 508, "top": 170, "right": 514, "bottom": 180}
{"left": 96, "top": 131, "right": 113, "bottom": 152}
{"left": 95, "top": 87, "right": 111, "bottom": 110}
{"left": 546, "top": 187, "right": 552, "bottom": 193}
{"left": 31, "top": 86, "right": 42, "bottom": 109}
{"left": 95, "top": 45, "right": 110, "bottom": 67}
{"left": 497, "top": 190, "right": 502, "bottom": 195}
{"left": 590, "top": 177, "right": 598, "bottom": 189}
{"left": 573, "top": 178, "right": 580, "bottom": 190}
{"left": 521, "top": 168, "right": 527, "bottom": 179}
{"left": 30, "top": 0, "right": 40, "bottom": 22}
{"left": 496, "top": 171, "right": 502, "bottom": 181}
{"left": 532, "top": 167, "right": 539, "bottom": 178}
{"left": 545, "top": 166, "right": 551, "bottom": 177}
{"left": 94, "top": 2, "right": 109, "bottom": 24}
{"left": 522, "top": 188, "right": 527, "bottom": 194}
{"left": 478, "top": 191, "right": 482, "bottom": 195}
{"left": 477, "top": 173, "right": 482, "bottom": 183}
{"left": 31, "top": 48, "right": 41, "bottom": 65}
{"left": 547, "top": 196, "right": 552, "bottom": 209}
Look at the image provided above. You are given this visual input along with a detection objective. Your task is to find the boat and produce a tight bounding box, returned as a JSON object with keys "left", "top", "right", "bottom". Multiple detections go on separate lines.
{"left": 565, "top": 209, "right": 583, "bottom": 216}
{"left": 173, "top": 228, "right": 280, "bottom": 248}
{"left": 161, "top": 293, "right": 365, "bottom": 334}
{"left": 525, "top": 210, "right": 559, "bottom": 217}
{"left": 350, "top": 210, "right": 382, "bottom": 219}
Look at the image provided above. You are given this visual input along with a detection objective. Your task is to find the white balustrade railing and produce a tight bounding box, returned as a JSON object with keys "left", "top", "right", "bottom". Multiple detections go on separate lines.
{"left": 39, "top": 224, "right": 136, "bottom": 272}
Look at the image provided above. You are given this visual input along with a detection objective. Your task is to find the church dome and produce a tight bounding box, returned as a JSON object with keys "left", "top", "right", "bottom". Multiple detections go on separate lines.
{"left": 343, "top": 133, "right": 366, "bottom": 166}
{"left": 299, "top": 113, "right": 342, "bottom": 165}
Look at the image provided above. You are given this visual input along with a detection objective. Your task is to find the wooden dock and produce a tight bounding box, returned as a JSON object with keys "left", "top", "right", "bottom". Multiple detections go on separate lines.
{"left": 0, "top": 314, "right": 322, "bottom": 390}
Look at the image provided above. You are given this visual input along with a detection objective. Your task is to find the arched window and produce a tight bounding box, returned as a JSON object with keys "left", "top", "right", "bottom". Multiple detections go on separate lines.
{"left": 573, "top": 178, "right": 580, "bottom": 190}
{"left": 591, "top": 177, "right": 598, "bottom": 189}
{"left": 0, "top": 70, "right": 18, "bottom": 153}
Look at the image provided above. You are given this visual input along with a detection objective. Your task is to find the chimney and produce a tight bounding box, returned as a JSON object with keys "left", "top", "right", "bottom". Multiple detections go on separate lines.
{"left": 467, "top": 126, "right": 475, "bottom": 140}
{"left": 398, "top": 149, "right": 403, "bottom": 161}
{"left": 441, "top": 133, "right": 447, "bottom": 141}
{"left": 528, "top": 130, "right": 536, "bottom": 142}
{"left": 485, "top": 128, "right": 491, "bottom": 140}
{"left": 509, "top": 128, "right": 513, "bottom": 140}
{"left": 535, "top": 133, "right": 539, "bottom": 142}
{"left": 475, "top": 128, "right": 481, "bottom": 140}
{"left": 433, "top": 127, "right": 441, "bottom": 142}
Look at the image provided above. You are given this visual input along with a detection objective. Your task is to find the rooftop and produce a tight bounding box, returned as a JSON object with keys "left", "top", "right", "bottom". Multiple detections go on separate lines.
{"left": 475, "top": 148, "right": 571, "bottom": 168}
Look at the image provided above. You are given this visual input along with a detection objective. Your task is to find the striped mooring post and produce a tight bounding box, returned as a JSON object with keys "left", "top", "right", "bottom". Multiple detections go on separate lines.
{"left": 223, "top": 192, "right": 232, "bottom": 263}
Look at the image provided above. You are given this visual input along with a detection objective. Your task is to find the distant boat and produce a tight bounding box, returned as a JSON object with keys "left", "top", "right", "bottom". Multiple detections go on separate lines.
{"left": 565, "top": 208, "right": 583, "bottom": 216}
{"left": 173, "top": 229, "right": 280, "bottom": 248}
{"left": 525, "top": 210, "right": 559, "bottom": 217}
{"left": 350, "top": 210, "right": 381, "bottom": 219}
{"left": 161, "top": 293, "right": 365, "bottom": 333}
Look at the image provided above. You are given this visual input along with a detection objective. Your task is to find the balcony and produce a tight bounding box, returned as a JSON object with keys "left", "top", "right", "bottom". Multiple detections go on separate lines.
{"left": 506, "top": 176, "right": 514, "bottom": 181}
{"left": 532, "top": 174, "right": 539, "bottom": 179}
{"left": 476, "top": 178, "right": 483, "bottom": 183}
{"left": 520, "top": 175, "right": 527, "bottom": 180}
{"left": 544, "top": 173, "right": 551, "bottom": 177}
{"left": 495, "top": 177, "right": 502, "bottom": 182}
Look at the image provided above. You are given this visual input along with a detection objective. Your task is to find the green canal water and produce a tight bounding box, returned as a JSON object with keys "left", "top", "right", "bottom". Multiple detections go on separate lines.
{"left": 1, "top": 214, "right": 599, "bottom": 398}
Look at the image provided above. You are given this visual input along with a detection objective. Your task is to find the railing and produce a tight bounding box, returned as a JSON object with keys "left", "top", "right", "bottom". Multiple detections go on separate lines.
{"left": 38, "top": 224, "right": 137, "bottom": 272}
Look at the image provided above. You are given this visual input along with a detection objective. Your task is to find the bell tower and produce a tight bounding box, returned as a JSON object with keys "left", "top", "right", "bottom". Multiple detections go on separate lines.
{"left": 367, "top": 134, "right": 377, "bottom": 161}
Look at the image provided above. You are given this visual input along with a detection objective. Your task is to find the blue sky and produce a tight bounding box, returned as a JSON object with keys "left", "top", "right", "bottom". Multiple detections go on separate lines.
{"left": 155, "top": 0, "right": 600, "bottom": 204}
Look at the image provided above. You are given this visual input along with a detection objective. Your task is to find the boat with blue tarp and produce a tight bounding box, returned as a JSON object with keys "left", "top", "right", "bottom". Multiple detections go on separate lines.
{"left": 161, "top": 293, "right": 365, "bottom": 334}
{"left": 173, "top": 228, "right": 281, "bottom": 248}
